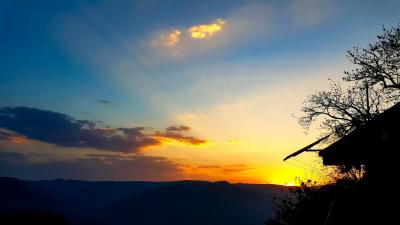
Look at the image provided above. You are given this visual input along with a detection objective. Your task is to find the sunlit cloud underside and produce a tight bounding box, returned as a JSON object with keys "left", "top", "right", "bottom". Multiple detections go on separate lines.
{"left": 188, "top": 19, "right": 226, "bottom": 39}
{"left": 152, "top": 19, "right": 226, "bottom": 48}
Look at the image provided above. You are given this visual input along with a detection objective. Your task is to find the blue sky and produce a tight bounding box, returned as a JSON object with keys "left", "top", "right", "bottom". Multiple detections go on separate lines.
{"left": 1, "top": 0, "right": 399, "bottom": 183}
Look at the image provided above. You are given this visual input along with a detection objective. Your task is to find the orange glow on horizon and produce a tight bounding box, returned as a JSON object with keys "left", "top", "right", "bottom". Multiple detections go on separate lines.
{"left": 179, "top": 164, "right": 267, "bottom": 184}
{"left": 143, "top": 133, "right": 326, "bottom": 185}
{"left": 0, "top": 128, "right": 30, "bottom": 144}
{"left": 153, "top": 135, "right": 209, "bottom": 146}
{"left": 9, "top": 135, "right": 30, "bottom": 144}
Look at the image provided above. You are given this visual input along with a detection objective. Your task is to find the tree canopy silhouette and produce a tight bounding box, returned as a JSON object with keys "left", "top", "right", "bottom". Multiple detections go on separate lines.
{"left": 268, "top": 23, "right": 400, "bottom": 225}
{"left": 344, "top": 25, "right": 400, "bottom": 95}
{"left": 299, "top": 24, "right": 400, "bottom": 138}
{"left": 299, "top": 81, "right": 386, "bottom": 137}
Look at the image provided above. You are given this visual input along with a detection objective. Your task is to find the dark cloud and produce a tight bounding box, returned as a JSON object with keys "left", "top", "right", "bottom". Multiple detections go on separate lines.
{"left": 0, "top": 107, "right": 206, "bottom": 152}
{"left": 0, "top": 107, "right": 159, "bottom": 152}
{"left": 97, "top": 99, "right": 112, "bottom": 105}
{"left": 158, "top": 125, "right": 207, "bottom": 145}
{"left": 156, "top": 131, "right": 207, "bottom": 145}
{"left": 0, "top": 151, "right": 183, "bottom": 181}
{"left": 166, "top": 125, "right": 191, "bottom": 132}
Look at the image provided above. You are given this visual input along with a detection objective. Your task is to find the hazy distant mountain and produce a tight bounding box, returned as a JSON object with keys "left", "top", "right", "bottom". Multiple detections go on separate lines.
{"left": 0, "top": 177, "right": 288, "bottom": 225}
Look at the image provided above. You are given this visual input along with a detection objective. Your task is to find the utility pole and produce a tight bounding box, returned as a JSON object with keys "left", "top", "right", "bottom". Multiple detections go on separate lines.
{"left": 365, "top": 82, "right": 371, "bottom": 119}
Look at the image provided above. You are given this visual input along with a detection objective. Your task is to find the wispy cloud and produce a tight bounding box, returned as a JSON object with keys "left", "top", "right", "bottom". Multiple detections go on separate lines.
{"left": 165, "top": 125, "right": 191, "bottom": 132}
{"left": 147, "top": 3, "right": 274, "bottom": 59}
{"left": 151, "top": 29, "right": 181, "bottom": 47}
{"left": 155, "top": 125, "right": 207, "bottom": 146}
{"left": 151, "top": 19, "right": 226, "bottom": 49}
{"left": 97, "top": 99, "right": 112, "bottom": 105}
{"left": 150, "top": 18, "right": 227, "bottom": 58}
{"left": 155, "top": 132, "right": 208, "bottom": 146}
{"left": 147, "top": 1, "right": 337, "bottom": 60}
{"left": 290, "top": 0, "right": 334, "bottom": 27}
{"left": 0, "top": 128, "right": 30, "bottom": 144}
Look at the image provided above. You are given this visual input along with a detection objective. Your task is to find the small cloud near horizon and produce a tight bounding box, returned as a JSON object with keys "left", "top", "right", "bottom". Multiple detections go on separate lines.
{"left": 97, "top": 99, "right": 112, "bottom": 105}
{"left": 166, "top": 125, "right": 191, "bottom": 132}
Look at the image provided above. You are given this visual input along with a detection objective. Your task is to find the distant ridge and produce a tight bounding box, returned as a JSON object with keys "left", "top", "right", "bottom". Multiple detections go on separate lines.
{"left": 0, "top": 177, "right": 288, "bottom": 225}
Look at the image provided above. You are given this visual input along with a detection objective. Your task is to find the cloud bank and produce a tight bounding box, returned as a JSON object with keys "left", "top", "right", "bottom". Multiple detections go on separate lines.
{"left": 0, "top": 107, "right": 206, "bottom": 152}
{"left": 0, "top": 151, "right": 183, "bottom": 181}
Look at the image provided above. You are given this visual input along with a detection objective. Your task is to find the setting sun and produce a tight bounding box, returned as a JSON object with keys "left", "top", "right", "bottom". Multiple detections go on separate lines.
{"left": 284, "top": 182, "right": 296, "bottom": 187}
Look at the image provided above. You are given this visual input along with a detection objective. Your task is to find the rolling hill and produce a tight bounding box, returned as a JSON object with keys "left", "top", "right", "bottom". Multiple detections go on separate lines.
{"left": 0, "top": 177, "right": 288, "bottom": 225}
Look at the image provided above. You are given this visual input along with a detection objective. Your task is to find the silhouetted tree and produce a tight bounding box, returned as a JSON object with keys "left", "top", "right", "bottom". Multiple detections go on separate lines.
{"left": 267, "top": 24, "right": 400, "bottom": 225}
{"left": 0, "top": 211, "right": 67, "bottom": 225}
{"left": 265, "top": 180, "right": 333, "bottom": 225}
{"left": 265, "top": 179, "right": 369, "bottom": 225}
{"left": 344, "top": 25, "right": 400, "bottom": 98}
{"left": 299, "top": 25, "right": 400, "bottom": 138}
{"left": 299, "top": 81, "right": 386, "bottom": 138}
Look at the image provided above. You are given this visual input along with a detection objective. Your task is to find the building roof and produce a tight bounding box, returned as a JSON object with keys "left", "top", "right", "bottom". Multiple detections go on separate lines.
{"left": 318, "top": 102, "right": 400, "bottom": 165}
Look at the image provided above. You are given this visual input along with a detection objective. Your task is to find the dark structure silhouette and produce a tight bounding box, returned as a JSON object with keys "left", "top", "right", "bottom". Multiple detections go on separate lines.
{"left": 319, "top": 102, "right": 399, "bottom": 224}
{"left": 283, "top": 102, "right": 400, "bottom": 224}
{"left": 276, "top": 24, "right": 400, "bottom": 225}
{"left": 319, "top": 102, "right": 400, "bottom": 182}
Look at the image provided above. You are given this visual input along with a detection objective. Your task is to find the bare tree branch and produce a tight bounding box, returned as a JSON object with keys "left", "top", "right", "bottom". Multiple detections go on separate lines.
{"left": 299, "top": 81, "right": 386, "bottom": 137}
{"left": 344, "top": 25, "right": 400, "bottom": 95}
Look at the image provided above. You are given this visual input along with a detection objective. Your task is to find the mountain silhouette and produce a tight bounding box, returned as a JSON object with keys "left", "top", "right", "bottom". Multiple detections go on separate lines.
{"left": 0, "top": 177, "right": 288, "bottom": 225}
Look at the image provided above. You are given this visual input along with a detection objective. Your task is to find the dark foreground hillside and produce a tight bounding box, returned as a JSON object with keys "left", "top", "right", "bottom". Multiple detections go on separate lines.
{"left": 0, "top": 177, "right": 288, "bottom": 225}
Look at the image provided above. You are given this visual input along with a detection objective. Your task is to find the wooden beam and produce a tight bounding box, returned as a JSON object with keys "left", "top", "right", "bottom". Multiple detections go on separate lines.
{"left": 283, "top": 134, "right": 331, "bottom": 161}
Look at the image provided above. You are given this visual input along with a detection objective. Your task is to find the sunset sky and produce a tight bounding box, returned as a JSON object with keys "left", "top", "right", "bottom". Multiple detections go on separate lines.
{"left": 1, "top": 0, "right": 399, "bottom": 185}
